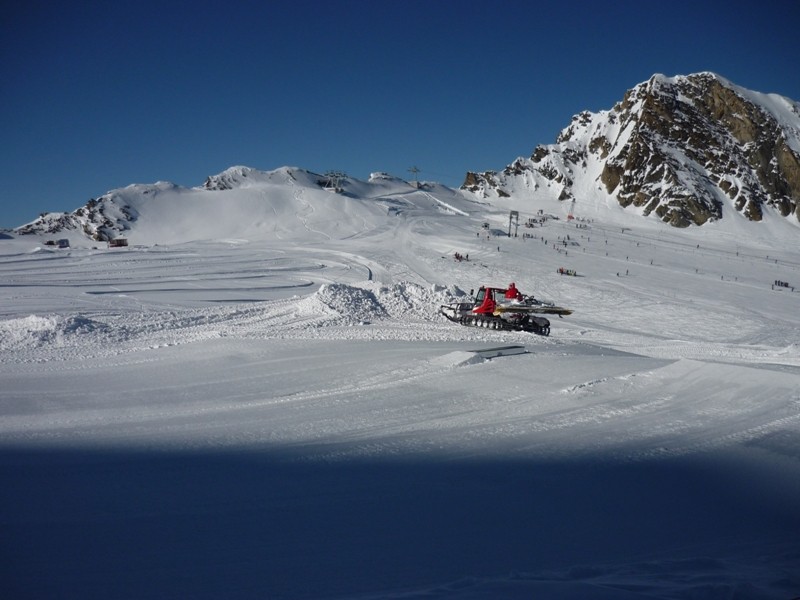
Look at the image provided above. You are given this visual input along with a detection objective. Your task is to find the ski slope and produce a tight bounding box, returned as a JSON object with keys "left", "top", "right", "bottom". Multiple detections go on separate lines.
{"left": 1, "top": 176, "right": 799, "bottom": 599}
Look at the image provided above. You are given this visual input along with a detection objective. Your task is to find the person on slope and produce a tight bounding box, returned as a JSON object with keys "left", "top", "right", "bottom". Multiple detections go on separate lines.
{"left": 505, "top": 282, "right": 523, "bottom": 302}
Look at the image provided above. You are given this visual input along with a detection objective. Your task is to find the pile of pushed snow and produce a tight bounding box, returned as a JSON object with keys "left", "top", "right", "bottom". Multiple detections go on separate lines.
{"left": 367, "top": 281, "right": 464, "bottom": 321}
{"left": 0, "top": 314, "right": 112, "bottom": 352}
{"left": 296, "top": 283, "right": 388, "bottom": 325}
{"left": 0, "top": 315, "right": 59, "bottom": 350}
{"left": 296, "top": 281, "right": 466, "bottom": 325}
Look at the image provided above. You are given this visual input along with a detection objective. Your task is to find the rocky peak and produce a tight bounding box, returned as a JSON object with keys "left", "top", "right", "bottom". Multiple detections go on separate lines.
{"left": 463, "top": 73, "right": 800, "bottom": 227}
{"left": 202, "top": 166, "right": 257, "bottom": 191}
{"left": 12, "top": 184, "right": 178, "bottom": 241}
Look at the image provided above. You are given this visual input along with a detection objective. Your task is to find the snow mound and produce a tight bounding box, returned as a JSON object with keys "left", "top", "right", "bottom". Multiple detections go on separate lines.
{"left": 367, "top": 282, "right": 459, "bottom": 320}
{"left": 295, "top": 282, "right": 461, "bottom": 326}
{"left": 61, "top": 315, "right": 112, "bottom": 336}
{"left": 306, "top": 283, "right": 388, "bottom": 324}
{"left": 0, "top": 315, "right": 58, "bottom": 350}
{"left": 0, "top": 314, "right": 112, "bottom": 351}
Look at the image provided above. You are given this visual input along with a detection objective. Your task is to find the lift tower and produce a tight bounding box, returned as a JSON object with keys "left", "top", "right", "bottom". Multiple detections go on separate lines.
{"left": 508, "top": 211, "right": 519, "bottom": 237}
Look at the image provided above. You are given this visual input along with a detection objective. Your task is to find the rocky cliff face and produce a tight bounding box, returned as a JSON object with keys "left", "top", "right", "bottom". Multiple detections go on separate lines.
{"left": 14, "top": 185, "right": 152, "bottom": 241}
{"left": 463, "top": 73, "right": 800, "bottom": 227}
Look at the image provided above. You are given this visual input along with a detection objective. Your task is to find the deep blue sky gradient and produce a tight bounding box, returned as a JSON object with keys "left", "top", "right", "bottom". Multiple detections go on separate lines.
{"left": 2, "top": 0, "right": 798, "bottom": 228}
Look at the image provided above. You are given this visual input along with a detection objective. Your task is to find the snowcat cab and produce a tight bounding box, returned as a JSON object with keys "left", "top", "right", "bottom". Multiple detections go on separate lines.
{"left": 472, "top": 286, "right": 499, "bottom": 314}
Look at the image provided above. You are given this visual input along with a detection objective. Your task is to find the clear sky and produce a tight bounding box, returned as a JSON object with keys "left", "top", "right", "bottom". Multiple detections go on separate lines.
{"left": 2, "top": 0, "right": 798, "bottom": 228}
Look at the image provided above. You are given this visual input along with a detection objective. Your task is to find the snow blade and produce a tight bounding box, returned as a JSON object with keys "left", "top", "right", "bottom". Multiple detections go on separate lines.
{"left": 494, "top": 304, "right": 573, "bottom": 316}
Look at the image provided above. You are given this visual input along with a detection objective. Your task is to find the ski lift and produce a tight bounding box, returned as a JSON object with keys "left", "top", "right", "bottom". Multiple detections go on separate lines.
{"left": 323, "top": 171, "right": 345, "bottom": 193}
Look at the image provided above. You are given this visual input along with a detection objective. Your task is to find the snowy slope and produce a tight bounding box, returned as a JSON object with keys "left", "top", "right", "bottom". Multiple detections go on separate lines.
{"left": 1, "top": 173, "right": 800, "bottom": 599}
{"left": 11, "top": 166, "right": 486, "bottom": 246}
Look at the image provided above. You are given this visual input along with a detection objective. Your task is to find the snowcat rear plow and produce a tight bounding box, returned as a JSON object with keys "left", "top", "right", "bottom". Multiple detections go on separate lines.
{"left": 439, "top": 286, "right": 572, "bottom": 336}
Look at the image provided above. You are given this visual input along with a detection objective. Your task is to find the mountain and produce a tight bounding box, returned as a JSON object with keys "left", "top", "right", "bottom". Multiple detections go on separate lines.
{"left": 13, "top": 73, "right": 800, "bottom": 239}
{"left": 13, "top": 166, "right": 332, "bottom": 241}
{"left": 463, "top": 73, "right": 800, "bottom": 227}
{"left": 12, "top": 166, "right": 477, "bottom": 245}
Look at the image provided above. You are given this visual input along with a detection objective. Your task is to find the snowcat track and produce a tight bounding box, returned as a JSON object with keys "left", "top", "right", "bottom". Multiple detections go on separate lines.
{"left": 440, "top": 306, "right": 550, "bottom": 336}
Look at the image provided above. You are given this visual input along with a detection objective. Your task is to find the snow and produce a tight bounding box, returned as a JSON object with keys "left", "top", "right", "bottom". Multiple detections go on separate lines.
{"left": 1, "top": 174, "right": 799, "bottom": 599}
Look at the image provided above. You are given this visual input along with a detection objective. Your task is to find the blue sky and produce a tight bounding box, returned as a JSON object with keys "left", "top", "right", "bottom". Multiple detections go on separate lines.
{"left": 2, "top": 0, "right": 798, "bottom": 228}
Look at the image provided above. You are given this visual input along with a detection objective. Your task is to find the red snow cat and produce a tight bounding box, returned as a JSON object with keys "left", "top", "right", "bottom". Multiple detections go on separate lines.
{"left": 439, "top": 283, "right": 572, "bottom": 336}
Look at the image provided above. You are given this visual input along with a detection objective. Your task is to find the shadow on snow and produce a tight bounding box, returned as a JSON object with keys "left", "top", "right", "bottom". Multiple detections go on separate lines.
{"left": 1, "top": 447, "right": 798, "bottom": 599}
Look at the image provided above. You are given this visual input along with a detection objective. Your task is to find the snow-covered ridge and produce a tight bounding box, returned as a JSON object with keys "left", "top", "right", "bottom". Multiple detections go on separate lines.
{"left": 12, "top": 166, "right": 478, "bottom": 245}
